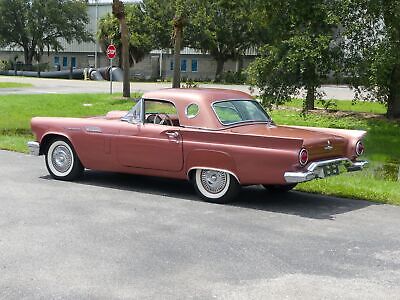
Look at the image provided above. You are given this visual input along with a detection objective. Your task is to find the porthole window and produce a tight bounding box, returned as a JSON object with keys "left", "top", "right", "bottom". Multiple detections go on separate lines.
{"left": 186, "top": 103, "right": 199, "bottom": 119}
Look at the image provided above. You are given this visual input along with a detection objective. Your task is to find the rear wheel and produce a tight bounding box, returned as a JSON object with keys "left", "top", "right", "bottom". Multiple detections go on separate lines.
{"left": 193, "top": 169, "right": 240, "bottom": 204}
{"left": 262, "top": 183, "right": 297, "bottom": 193}
{"left": 45, "top": 138, "right": 84, "bottom": 181}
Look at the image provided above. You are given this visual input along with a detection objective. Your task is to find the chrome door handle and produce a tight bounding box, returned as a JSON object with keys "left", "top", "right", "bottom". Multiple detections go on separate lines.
{"left": 165, "top": 131, "right": 180, "bottom": 143}
{"left": 165, "top": 131, "right": 179, "bottom": 138}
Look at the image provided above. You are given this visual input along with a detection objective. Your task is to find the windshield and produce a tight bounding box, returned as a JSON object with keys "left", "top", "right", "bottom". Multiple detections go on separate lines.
{"left": 212, "top": 100, "right": 271, "bottom": 125}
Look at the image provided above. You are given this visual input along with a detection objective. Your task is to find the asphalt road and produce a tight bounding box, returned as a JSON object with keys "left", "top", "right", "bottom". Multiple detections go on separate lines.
{"left": 1, "top": 150, "right": 400, "bottom": 299}
{"left": 0, "top": 75, "right": 358, "bottom": 100}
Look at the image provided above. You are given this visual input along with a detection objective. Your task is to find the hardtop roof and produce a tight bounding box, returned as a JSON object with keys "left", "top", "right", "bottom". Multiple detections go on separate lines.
{"left": 142, "top": 88, "right": 253, "bottom": 105}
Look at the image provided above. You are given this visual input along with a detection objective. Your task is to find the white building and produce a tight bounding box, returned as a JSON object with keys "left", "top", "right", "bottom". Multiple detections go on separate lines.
{"left": 0, "top": 1, "right": 256, "bottom": 80}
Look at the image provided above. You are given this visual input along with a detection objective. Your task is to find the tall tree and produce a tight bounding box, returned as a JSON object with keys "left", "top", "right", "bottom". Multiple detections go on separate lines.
{"left": 113, "top": 0, "right": 130, "bottom": 98}
{"left": 172, "top": 0, "right": 188, "bottom": 88}
{"left": 247, "top": 0, "right": 341, "bottom": 111}
{"left": 140, "top": 0, "right": 198, "bottom": 87}
{"left": 0, "top": 0, "right": 92, "bottom": 66}
{"left": 341, "top": 0, "right": 400, "bottom": 119}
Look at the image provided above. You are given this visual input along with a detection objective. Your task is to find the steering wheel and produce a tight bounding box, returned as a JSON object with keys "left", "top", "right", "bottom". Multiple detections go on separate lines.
{"left": 153, "top": 113, "right": 173, "bottom": 126}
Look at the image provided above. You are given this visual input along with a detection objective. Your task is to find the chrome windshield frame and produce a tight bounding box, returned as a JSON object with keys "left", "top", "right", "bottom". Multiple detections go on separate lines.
{"left": 121, "top": 98, "right": 144, "bottom": 124}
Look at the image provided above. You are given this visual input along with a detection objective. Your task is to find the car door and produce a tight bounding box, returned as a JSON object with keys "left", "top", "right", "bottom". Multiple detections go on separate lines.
{"left": 116, "top": 99, "right": 184, "bottom": 172}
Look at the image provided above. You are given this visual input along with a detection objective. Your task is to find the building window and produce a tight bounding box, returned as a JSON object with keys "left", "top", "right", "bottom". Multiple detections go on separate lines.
{"left": 71, "top": 57, "right": 76, "bottom": 68}
{"left": 63, "top": 57, "right": 68, "bottom": 67}
{"left": 180, "top": 59, "right": 187, "bottom": 72}
{"left": 191, "top": 59, "right": 198, "bottom": 72}
{"left": 54, "top": 56, "right": 59, "bottom": 65}
{"left": 170, "top": 60, "right": 174, "bottom": 71}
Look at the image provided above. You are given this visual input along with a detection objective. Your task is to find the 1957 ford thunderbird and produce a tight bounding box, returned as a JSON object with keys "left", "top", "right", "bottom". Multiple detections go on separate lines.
{"left": 28, "top": 88, "right": 368, "bottom": 203}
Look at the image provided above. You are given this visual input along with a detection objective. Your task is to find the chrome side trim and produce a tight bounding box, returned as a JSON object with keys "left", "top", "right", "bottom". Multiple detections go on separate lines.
{"left": 66, "top": 127, "right": 81, "bottom": 131}
{"left": 187, "top": 167, "right": 240, "bottom": 183}
{"left": 284, "top": 158, "right": 368, "bottom": 183}
{"left": 27, "top": 141, "right": 40, "bottom": 156}
{"left": 85, "top": 126, "right": 102, "bottom": 133}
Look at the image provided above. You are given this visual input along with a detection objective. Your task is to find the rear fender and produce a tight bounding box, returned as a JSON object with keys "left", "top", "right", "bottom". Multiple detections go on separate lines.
{"left": 286, "top": 126, "right": 367, "bottom": 159}
{"left": 185, "top": 150, "right": 239, "bottom": 182}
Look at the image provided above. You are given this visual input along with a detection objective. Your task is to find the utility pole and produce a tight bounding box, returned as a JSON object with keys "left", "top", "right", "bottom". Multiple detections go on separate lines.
{"left": 113, "top": 0, "right": 130, "bottom": 98}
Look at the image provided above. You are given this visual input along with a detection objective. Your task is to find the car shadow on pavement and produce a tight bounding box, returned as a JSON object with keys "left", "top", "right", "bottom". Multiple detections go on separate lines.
{"left": 41, "top": 170, "right": 377, "bottom": 220}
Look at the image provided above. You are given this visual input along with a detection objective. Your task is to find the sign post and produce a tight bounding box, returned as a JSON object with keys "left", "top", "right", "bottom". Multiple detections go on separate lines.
{"left": 106, "top": 44, "right": 117, "bottom": 94}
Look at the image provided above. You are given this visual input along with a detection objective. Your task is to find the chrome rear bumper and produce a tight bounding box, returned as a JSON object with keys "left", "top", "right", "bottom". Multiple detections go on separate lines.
{"left": 27, "top": 141, "right": 40, "bottom": 156}
{"left": 284, "top": 158, "right": 368, "bottom": 183}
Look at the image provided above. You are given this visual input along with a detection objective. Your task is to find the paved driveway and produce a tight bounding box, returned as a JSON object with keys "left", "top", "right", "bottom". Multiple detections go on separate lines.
{"left": 0, "top": 75, "right": 358, "bottom": 100}
{"left": 1, "top": 150, "right": 399, "bottom": 299}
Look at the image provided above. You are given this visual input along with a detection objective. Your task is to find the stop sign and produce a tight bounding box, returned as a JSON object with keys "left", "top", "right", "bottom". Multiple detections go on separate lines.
{"left": 106, "top": 44, "right": 117, "bottom": 59}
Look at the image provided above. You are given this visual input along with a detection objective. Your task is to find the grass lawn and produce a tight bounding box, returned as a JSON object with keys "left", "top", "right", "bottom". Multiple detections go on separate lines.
{"left": 282, "top": 98, "right": 387, "bottom": 114}
{"left": 0, "top": 82, "right": 33, "bottom": 88}
{"left": 0, "top": 93, "right": 135, "bottom": 151}
{"left": 0, "top": 93, "right": 399, "bottom": 205}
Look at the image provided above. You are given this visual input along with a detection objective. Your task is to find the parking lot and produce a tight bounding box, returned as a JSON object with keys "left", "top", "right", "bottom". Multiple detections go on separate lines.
{"left": 1, "top": 150, "right": 400, "bottom": 299}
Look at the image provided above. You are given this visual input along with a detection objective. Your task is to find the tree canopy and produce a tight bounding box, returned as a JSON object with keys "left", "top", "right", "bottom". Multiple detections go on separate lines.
{"left": 341, "top": 0, "right": 400, "bottom": 118}
{"left": 247, "top": 0, "right": 341, "bottom": 110}
{"left": 189, "top": 0, "right": 262, "bottom": 81}
{"left": 0, "top": 0, "right": 92, "bottom": 66}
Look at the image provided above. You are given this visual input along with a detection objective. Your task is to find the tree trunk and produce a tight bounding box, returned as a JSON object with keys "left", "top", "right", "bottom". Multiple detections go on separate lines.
{"left": 113, "top": 0, "right": 130, "bottom": 97}
{"left": 305, "top": 86, "right": 315, "bottom": 110}
{"left": 215, "top": 58, "right": 225, "bottom": 82}
{"left": 235, "top": 55, "right": 243, "bottom": 73}
{"left": 120, "top": 16, "right": 130, "bottom": 98}
{"left": 387, "top": 64, "right": 400, "bottom": 119}
{"left": 304, "top": 62, "right": 316, "bottom": 111}
{"left": 23, "top": 47, "right": 34, "bottom": 67}
{"left": 172, "top": 22, "right": 183, "bottom": 89}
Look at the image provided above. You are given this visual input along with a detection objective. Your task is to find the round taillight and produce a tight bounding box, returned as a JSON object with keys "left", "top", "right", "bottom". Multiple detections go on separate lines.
{"left": 355, "top": 141, "right": 364, "bottom": 156}
{"left": 299, "top": 148, "right": 309, "bottom": 166}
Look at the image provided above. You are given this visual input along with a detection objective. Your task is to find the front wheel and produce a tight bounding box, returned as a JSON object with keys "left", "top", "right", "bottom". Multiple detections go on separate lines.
{"left": 262, "top": 183, "right": 297, "bottom": 193}
{"left": 193, "top": 169, "right": 240, "bottom": 204}
{"left": 45, "top": 138, "right": 84, "bottom": 181}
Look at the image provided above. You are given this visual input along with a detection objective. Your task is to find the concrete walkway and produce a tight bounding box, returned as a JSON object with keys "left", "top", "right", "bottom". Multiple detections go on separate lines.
{"left": 0, "top": 75, "right": 357, "bottom": 100}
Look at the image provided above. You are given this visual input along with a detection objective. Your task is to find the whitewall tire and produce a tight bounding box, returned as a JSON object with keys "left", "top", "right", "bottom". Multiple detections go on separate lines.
{"left": 45, "top": 138, "right": 84, "bottom": 181}
{"left": 193, "top": 169, "right": 240, "bottom": 203}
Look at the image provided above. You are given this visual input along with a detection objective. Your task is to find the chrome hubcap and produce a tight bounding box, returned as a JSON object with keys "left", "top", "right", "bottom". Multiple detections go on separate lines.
{"left": 200, "top": 170, "right": 227, "bottom": 194}
{"left": 51, "top": 145, "right": 72, "bottom": 173}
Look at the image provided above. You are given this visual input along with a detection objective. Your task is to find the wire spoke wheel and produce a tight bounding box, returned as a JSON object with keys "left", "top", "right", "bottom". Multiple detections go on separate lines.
{"left": 45, "top": 138, "right": 83, "bottom": 181}
{"left": 51, "top": 145, "right": 73, "bottom": 174}
{"left": 193, "top": 168, "right": 239, "bottom": 203}
{"left": 200, "top": 169, "right": 228, "bottom": 194}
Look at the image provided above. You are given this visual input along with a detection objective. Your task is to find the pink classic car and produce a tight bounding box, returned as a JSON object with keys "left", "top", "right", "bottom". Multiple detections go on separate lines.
{"left": 28, "top": 88, "right": 367, "bottom": 203}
